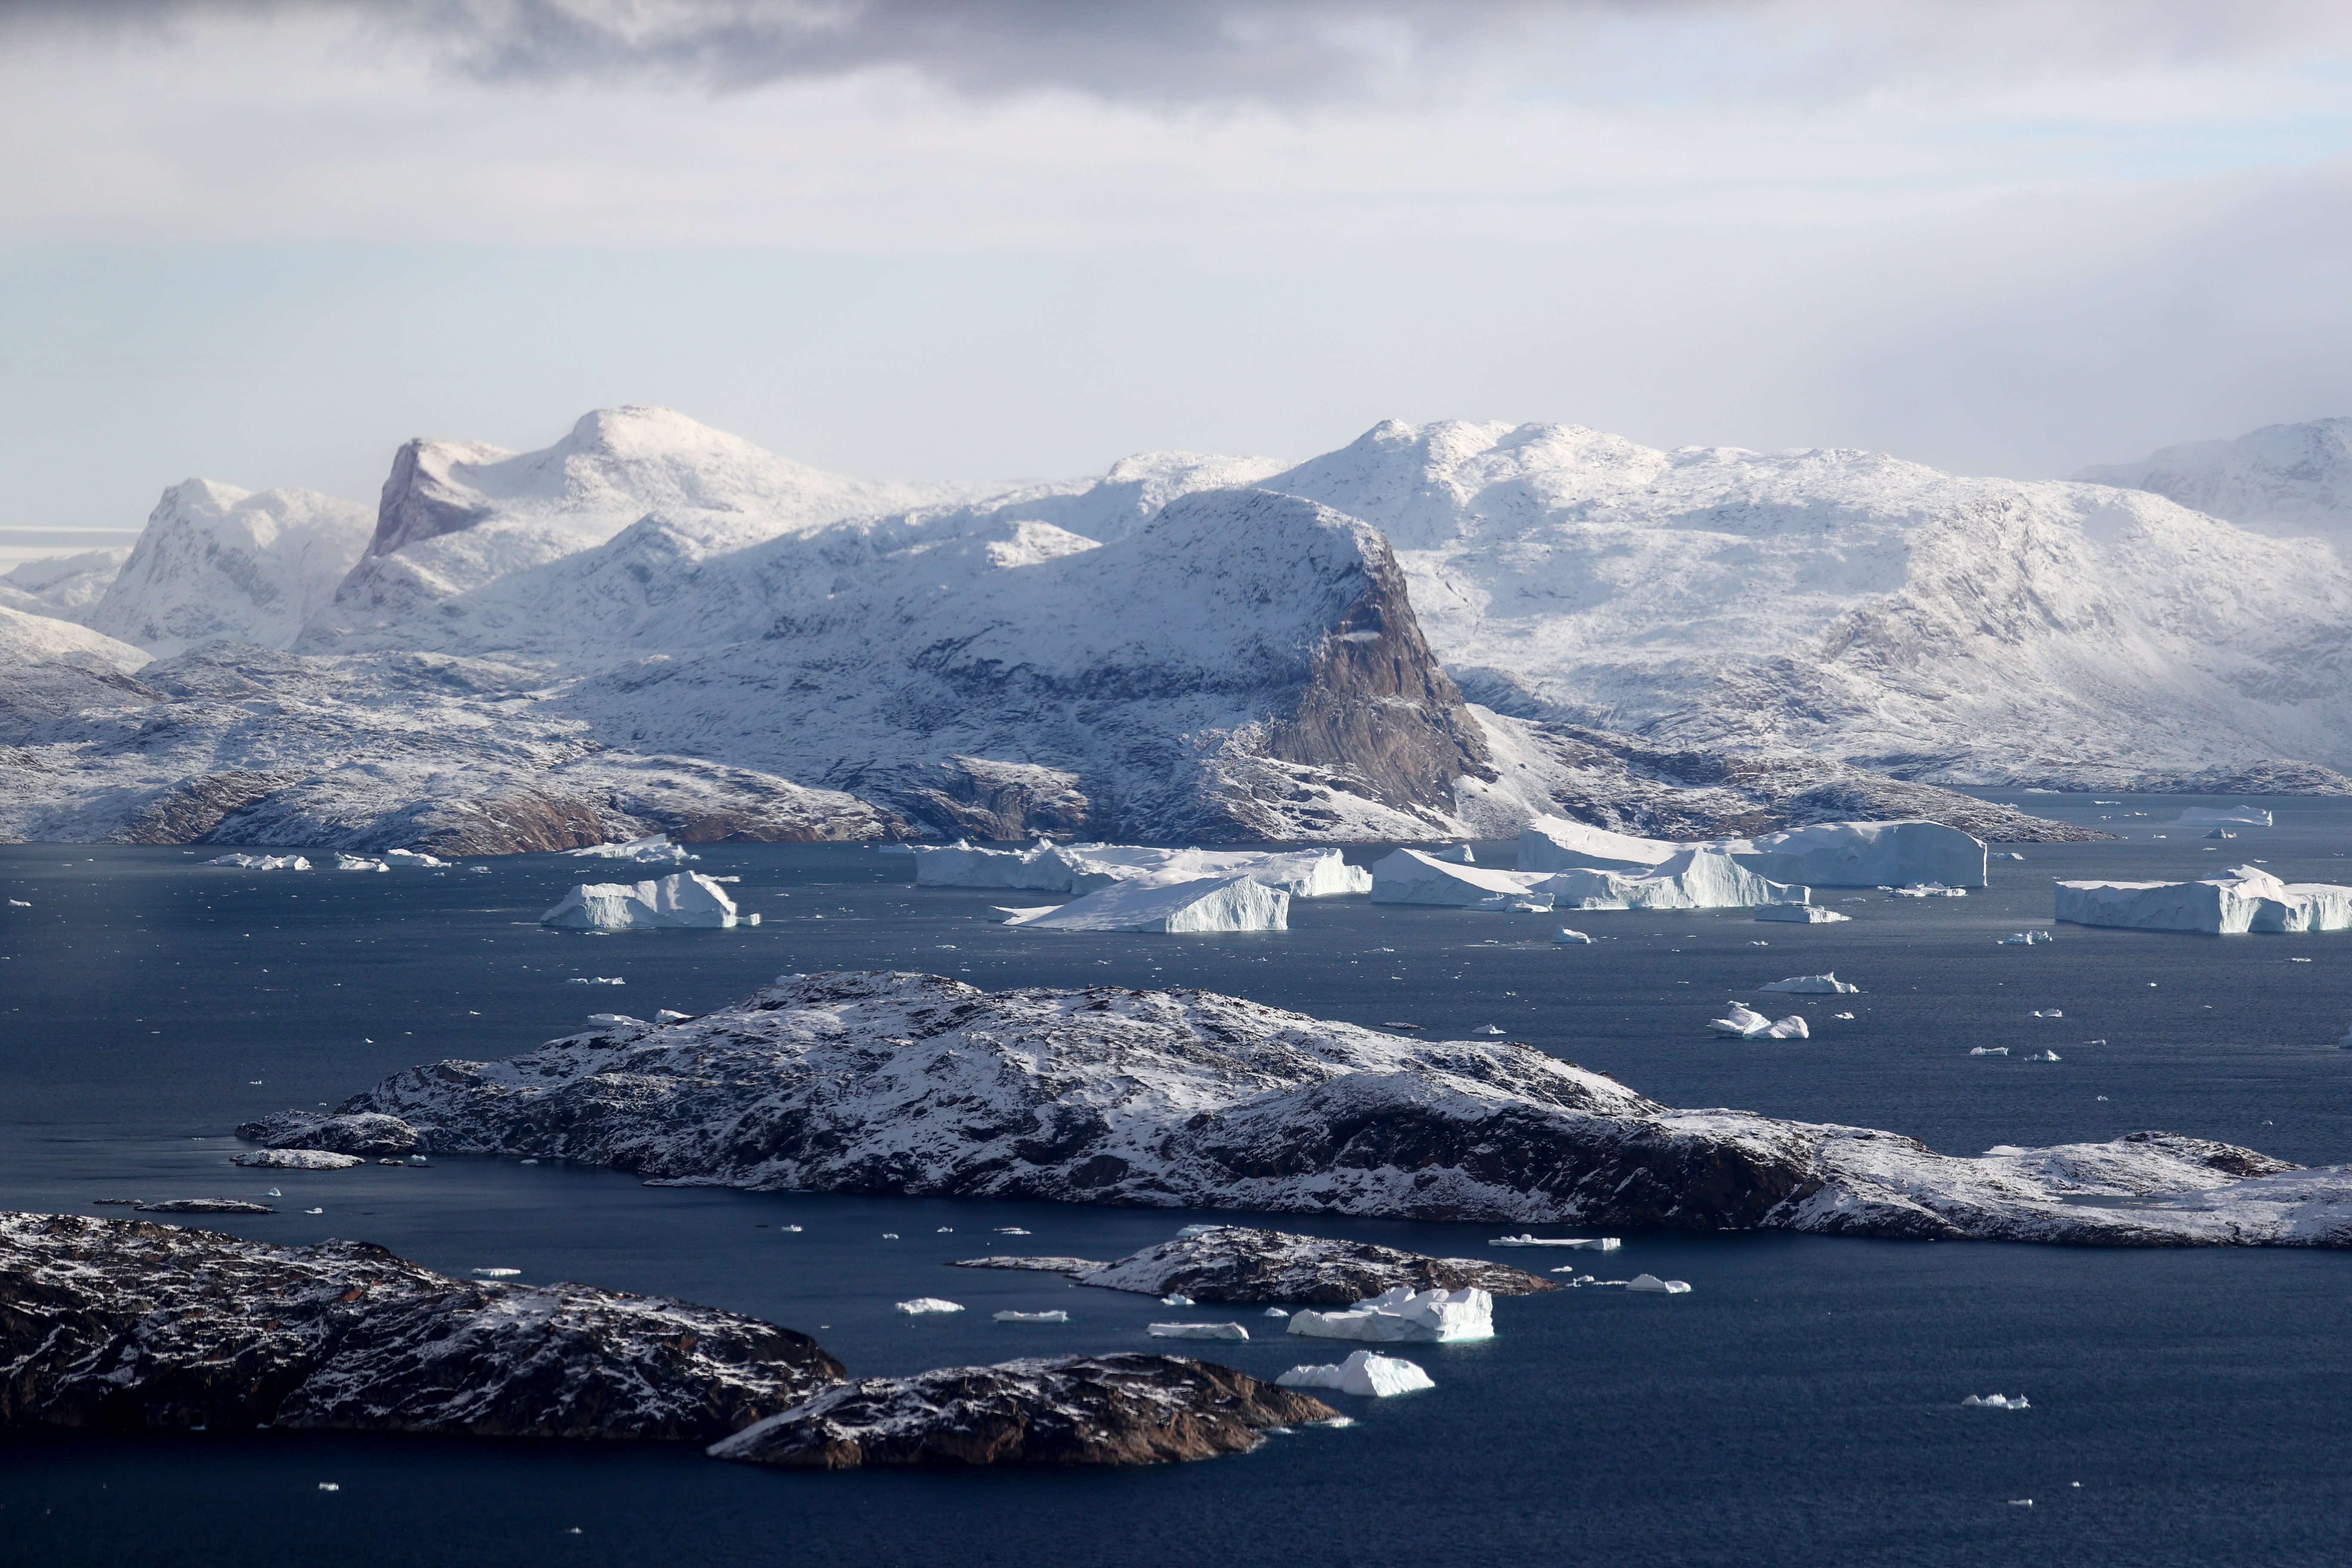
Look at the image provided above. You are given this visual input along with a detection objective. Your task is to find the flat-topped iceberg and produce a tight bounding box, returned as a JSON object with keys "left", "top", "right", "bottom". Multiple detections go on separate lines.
{"left": 1146, "top": 1321, "right": 1249, "bottom": 1341}
{"left": 1533, "top": 849, "right": 1806, "bottom": 912}
{"left": 2056, "top": 866, "right": 2352, "bottom": 934}
{"left": 1276, "top": 1350, "right": 1433, "bottom": 1397}
{"left": 998, "top": 874, "right": 1289, "bottom": 933}
{"left": 915, "top": 839, "right": 1368, "bottom": 898}
{"left": 570, "top": 834, "right": 698, "bottom": 863}
{"left": 1287, "top": 1285, "right": 1494, "bottom": 1343}
{"left": 1516, "top": 815, "right": 1987, "bottom": 889}
{"left": 542, "top": 871, "right": 750, "bottom": 930}
{"left": 1369, "top": 848, "right": 1551, "bottom": 907}
{"left": 2174, "top": 806, "right": 2272, "bottom": 828}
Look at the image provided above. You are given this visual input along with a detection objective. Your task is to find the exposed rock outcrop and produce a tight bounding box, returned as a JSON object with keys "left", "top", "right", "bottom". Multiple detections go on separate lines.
{"left": 0, "top": 1213, "right": 844, "bottom": 1439}
{"left": 706, "top": 1354, "right": 1332, "bottom": 1468}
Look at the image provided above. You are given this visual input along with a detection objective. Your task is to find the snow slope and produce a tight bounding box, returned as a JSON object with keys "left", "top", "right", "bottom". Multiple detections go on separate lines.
{"left": 0, "top": 603, "right": 153, "bottom": 741}
{"left": 1259, "top": 420, "right": 2352, "bottom": 787}
{"left": 2077, "top": 419, "right": 2352, "bottom": 545}
{"left": 86, "top": 480, "right": 372, "bottom": 657}
{"left": 0, "top": 547, "right": 129, "bottom": 620}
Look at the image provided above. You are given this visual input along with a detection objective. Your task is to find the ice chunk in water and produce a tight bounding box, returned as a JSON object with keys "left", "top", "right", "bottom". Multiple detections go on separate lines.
{"left": 1754, "top": 904, "right": 1851, "bottom": 923}
{"left": 1962, "top": 1393, "right": 2031, "bottom": 1409}
{"left": 1757, "top": 974, "right": 1860, "bottom": 994}
{"left": 1287, "top": 1286, "right": 1494, "bottom": 1343}
{"left": 992, "top": 1310, "right": 1069, "bottom": 1323}
{"left": 2000, "top": 930, "right": 2054, "bottom": 945}
{"left": 2032, "top": 1009, "right": 2064, "bottom": 1018}
{"left": 1551, "top": 928, "right": 1595, "bottom": 944}
{"left": 1625, "top": 1274, "right": 1693, "bottom": 1294}
{"left": 895, "top": 1298, "right": 965, "bottom": 1314}
{"left": 1148, "top": 1321, "right": 1249, "bottom": 1340}
{"left": 1277, "top": 1350, "right": 1436, "bottom": 1398}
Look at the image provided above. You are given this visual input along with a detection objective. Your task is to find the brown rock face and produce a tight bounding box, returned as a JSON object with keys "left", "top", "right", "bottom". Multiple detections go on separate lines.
{"left": 0, "top": 1213, "right": 842, "bottom": 1441}
{"left": 110, "top": 769, "right": 299, "bottom": 844}
{"left": 707, "top": 1354, "right": 1334, "bottom": 1468}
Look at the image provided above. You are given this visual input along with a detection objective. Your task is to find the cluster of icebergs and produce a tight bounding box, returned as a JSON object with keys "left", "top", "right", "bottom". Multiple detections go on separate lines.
{"left": 542, "top": 871, "right": 755, "bottom": 931}
{"left": 569, "top": 834, "right": 700, "bottom": 864}
{"left": 2057, "top": 864, "right": 2352, "bottom": 935}
{"left": 211, "top": 848, "right": 453, "bottom": 873}
{"left": 915, "top": 840, "right": 1369, "bottom": 933}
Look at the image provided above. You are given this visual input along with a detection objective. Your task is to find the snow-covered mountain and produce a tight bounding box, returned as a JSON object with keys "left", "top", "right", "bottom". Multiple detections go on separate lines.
{"left": 305, "top": 406, "right": 998, "bottom": 651}
{"left": 1258, "top": 420, "right": 2352, "bottom": 787}
{"left": 86, "top": 480, "right": 373, "bottom": 657}
{"left": 0, "top": 547, "right": 129, "bottom": 621}
{"left": 0, "top": 604, "right": 152, "bottom": 741}
{"left": 2075, "top": 418, "right": 2352, "bottom": 545}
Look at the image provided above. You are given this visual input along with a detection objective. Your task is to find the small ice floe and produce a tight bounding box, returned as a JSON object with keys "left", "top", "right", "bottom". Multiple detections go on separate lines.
{"left": 1148, "top": 1321, "right": 1249, "bottom": 1341}
{"left": 779, "top": 1224, "right": 803, "bottom": 1232}
{"left": 1161, "top": 1293, "right": 1194, "bottom": 1307}
{"left": 1832, "top": 1011, "right": 1856, "bottom": 1020}
{"left": 1754, "top": 904, "right": 1850, "bottom": 923}
{"left": 472, "top": 1267, "right": 521, "bottom": 1278}
{"left": 1970, "top": 1047, "right": 2009, "bottom": 1057}
{"left": 303, "top": 1207, "right": 323, "bottom": 1214}
{"left": 881, "top": 1232, "right": 899, "bottom": 1240}
{"left": 936, "top": 1227, "right": 954, "bottom": 1234}
{"left": 519, "top": 1158, "right": 539, "bottom": 1165}
{"left": 2032, "top": 1009, "right": 2064, "bottom": 1018}
{"left": 1886, "top": 883, "right": 1966, "bottom": 898}
{"left": 1625, "top": 1274, "right": 1692, "bottom": 1294}
{"left": 2205, "top": 829, "right": 2237, "bottom": 840}
{"left": 2000, "top": 851, "right": 2026, "bottom": 861}
{"left": 1749, "top": 940, "right": 1770, "bottom": 946}
{"left": 566, "top": 977, "right": 626, "bottom": 986}
{"left": 996, "top": 1226, "right": 1031, "bottom": 1236}
{"left": 1709, "top": 1003, "right": 1809, "bottom": 1040}
{"left": 332, "top": 854, "right": 389, "bottom": 873}
{"left": 2291, "top": 957, "right": 2313, "bottom": 963}
{"left": 1551, "top": 928, "right": 1595, "bottom": 944}
{"left": 265, "top": 1188, "right": 281, "bottom": 1197}
{"left": 2007, "top": 1499, "right": 2034, "bottom": 1507}
{"left": 992, "top": 1310, "right": 1069, "bottom": 1323}
{"left": 1474, "top": 1025, "right": 1506, "bottom": 1035}
{"left": 318, "top": 1482, "right": 340, "bottom": 1492}
{"left": 1757, "top": 974, "right": 1861, "bottom": 995}
{"left": 1277, "top": 1350, "right": 1434, "bottom": 1398}
{"left": 2023, "top": 1050, "right": 2063, "bottom": 1062}
{"left": 1265, "top": 1307, "right": 1292, "bottom": 1318}
{"left": 895, "top": 1298, "right": 965, "bottom": 1314}
{"left": 2000, "top": 930, "right": 2054, "bottom": 945}
{"left": 1963, "top": 1393, "right": 2031, "bottom": 1409}
{"left": 1288, "top": 1286, "right": 1493, "bottom": 1343}
{"left": 654, "top": 1009, "right": 692, "bottom": 1023}
{"left": 6, "top": 899, "right": 27, "bottom": 907}
{"left": 1490, "top": 1234, "right": 1618, "bottom": 1250}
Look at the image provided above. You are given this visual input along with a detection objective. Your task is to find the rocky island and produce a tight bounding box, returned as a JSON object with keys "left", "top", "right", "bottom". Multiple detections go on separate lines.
{"left": 962, "top": 1225, "right": 1556, "bottom": 1303}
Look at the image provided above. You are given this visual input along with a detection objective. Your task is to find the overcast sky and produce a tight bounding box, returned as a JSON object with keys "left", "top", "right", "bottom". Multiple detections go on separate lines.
{"left": 4, "top": 0, "right": 2352, "bottom": 548}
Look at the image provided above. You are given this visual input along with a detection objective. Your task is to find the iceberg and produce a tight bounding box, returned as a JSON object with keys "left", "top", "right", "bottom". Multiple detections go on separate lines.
{"left": 2055, "top": 866, "right": 2352, "bottom": 934}
{"left": 999, "top": 874, "right": 1289, "bottom": 933}
{"left": 2174, "top": 806, "right": 2272, "bottom": 828}
{"left": 1757, "top": 974, "right": 1861, "bottom": 994}
{"left": 332, "top": 854, "right": 388, "bottom": 872}
{"left": 541, "top": 871, "right": 745, "bottom": 930}
{"left": 1961, "top": 1393, "right": 2031, "bottom": 1409}
{"left": 992, "top": 1310, "right": 1069, "bottom": 1323}
{"left": 570, "top": 834, "right": 698, "bottom": 863}
{"left": 206, "top": 854, "right": 310, "bottom": 870}
{"left": 2000, "top": 930, "right": 2055, "bottom": 945}
{"left": 385, "top": 849, "right": 448, "bottom": 867}
{"left": 1730, "top": 820, "right": 1988, "bottom": 890}
{"left": 1286, "top": 1286, "right": 1494, "bottom": 1343}
{"left": 1551, "top": 927, "right": 1595, "bottom": 944}
{"left": 895, "top": 1298, "right": 965, "bottom": 1314}
{"left": 1490, "top": 1234, "right": 1618, "bottom": 1250}
{"left": 1887, "top": 883, "right": 1967, "bottom": 897}
{"left": 1275, "top": 1350, "right": 1434, "bottom": 1398}
{"left": 1515, "top": 817, "right": 1677, "bottom": 874}
{"left": 1624, "top": 1274, "right": 1693, "bottom": 1294}
{"left": 1369, "top": 848, "right": 1550, "bottom": 907}
{"left": 1754, "top": 904, "right": 1850, "bottom": 923}
{"left": 913, "top": 839, "right": 1369, "bottom": 898}
{"left": 1531, "top": 849, "right": 1807, "bottom": 913}
{"left": 1146, "top": 1321, "right": 1249, "bottom": 1341}
{"left": 1708, "top": 1003, "right": 1810, "bottom": 1040}
{"left": 912, "top": 837, "right": 1076, "bottom": 891}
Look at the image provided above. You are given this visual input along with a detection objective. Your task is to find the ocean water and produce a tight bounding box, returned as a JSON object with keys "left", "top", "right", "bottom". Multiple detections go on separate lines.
{"left": 3, "top": 794, "right": 2350, "bottom": 1567}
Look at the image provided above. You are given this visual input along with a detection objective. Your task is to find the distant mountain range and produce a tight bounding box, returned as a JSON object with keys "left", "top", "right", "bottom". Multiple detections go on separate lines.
{"left": 4, "top": 406, "right": 2347, "bottom": 849}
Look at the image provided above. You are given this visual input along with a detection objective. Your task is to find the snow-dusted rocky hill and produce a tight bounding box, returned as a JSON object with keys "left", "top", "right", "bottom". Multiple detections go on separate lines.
{"left": 0, "top": 605, "right": 154, "bottom": 742}
{"left": 0, "top": 547, "right": 129, "bottom": 621}
{"left": 2076, "top": 418, "right": 2352, "bottom": 545}
{"left": 85, "top": 479, "right": 373, "bottom": 658}
{"left": 242, "top": 971, "right": 2352, "bottom": 1248}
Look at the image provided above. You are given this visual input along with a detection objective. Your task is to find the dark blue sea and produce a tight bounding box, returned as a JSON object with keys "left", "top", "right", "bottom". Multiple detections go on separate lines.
{"left": 4, "top": 793, "right": 2351, "bottom": 1568}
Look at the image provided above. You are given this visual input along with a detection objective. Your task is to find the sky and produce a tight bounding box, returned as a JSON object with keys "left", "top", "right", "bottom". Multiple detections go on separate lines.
{"left": 4, "top": 0, "right": 2352, "bottom": 557}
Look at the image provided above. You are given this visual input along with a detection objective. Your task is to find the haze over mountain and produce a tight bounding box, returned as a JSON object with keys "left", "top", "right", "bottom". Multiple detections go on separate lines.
{"left": 2076, "top": 419, "right": 2352, "bottom": 547}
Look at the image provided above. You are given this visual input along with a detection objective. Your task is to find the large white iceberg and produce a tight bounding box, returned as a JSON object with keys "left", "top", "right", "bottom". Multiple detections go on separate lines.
{"left": 998, "top": 874, "right": 1289, "bottom": 933}
{"left": 1531, "top": 849, "right": 1807, "bottom": 912}
{"left": 1147, "top": 1321, "right": 1250, "bottom": 1341}
{"left": 541, "top": 871, "right": 749, "bottom": 930}
{"left": 1709, "top": 1003, "right": 1810, "bottom": 1039}
{"left": 1369, "top": 848, "right": 1551, "bottom": 908}
{"left": 2055, "top": 865, "right": 2352, "bottom": 934}
{"left": 2174, "top": 805, "right": 2272, "bottom": 828}
{"left": 1275, "top": 1350, "right": 1435, "bottom": 1397}
{"left": 1514, "top": 815, "right": 1987, "bottom": 890}
{"left": 207, "top": 853, "right": 309, "bottom": 870}
{"left": 913, "top": 839, "right": 1369, "bottom": 898}
{"left": 1286, "top": 1286, "right": 1494, "bottom": 1343}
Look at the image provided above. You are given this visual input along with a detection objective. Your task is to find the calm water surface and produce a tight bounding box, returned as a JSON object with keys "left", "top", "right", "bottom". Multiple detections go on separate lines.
{"left": 3, "top": 793, "right": 2350, "bottom": 1567}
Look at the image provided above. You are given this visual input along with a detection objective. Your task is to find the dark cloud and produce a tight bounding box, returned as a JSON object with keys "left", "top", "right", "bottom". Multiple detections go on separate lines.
{"left": 8, "top": 0, "right": 2352, "bottom": 107}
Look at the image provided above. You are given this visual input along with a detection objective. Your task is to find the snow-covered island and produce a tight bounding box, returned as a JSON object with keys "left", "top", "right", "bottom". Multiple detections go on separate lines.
{"left": 239, "top": 971, "right": 2352, "bottom": 1248}
{"left": 957, "top": 1225, "right": 1555, "bottom": 1303}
